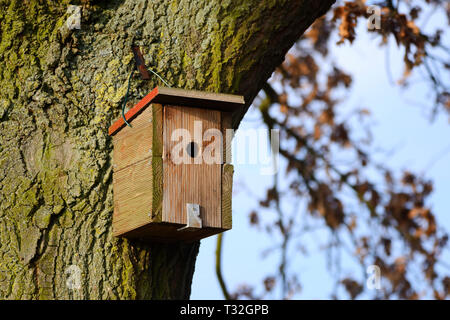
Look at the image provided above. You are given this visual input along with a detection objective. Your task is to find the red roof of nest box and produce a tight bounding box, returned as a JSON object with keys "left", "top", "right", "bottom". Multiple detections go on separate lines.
{"left": 108, "top": 86, "right": 245, "bottom": 136}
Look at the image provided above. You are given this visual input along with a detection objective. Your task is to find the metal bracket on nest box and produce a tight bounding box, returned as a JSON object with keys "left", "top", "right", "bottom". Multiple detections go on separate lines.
{"left": 178, "top": 203, "right": 202, "bottom": 231}
{"left": 132, "top": 46, "right": 150, "bottom": 80}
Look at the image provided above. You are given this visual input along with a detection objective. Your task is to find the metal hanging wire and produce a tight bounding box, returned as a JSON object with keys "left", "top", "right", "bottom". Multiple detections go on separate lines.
{"left": 121, "top": 46, "right": 172, "bottom": 127}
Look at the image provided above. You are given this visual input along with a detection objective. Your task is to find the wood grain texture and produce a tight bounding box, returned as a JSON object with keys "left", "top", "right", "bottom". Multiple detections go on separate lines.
{"left": 112, "top": 104, "right": 163, "bottom": 235}
{"left": 151, "top": 157, "right": 163, "bottom": 222}
{"left": 153, "top": 87, "right": 244, "bottom": 111}
{"left": 112, "top": 106, "right": 153, "bottom": 172}
{"left": 221, "top": 112, "right": 233, "bottom": 164}
{"left": 152, "top": 103, "right": 163, "bottom": 157}
{"left": 221, "top": 163, "right": 234, "bottom": 229}
{"left": 113, "top": 158, "right": 154, "bottom": 236}
{"left": 108, "top": 87, "right": 160, "bottom": 135}
{"left": 163, "top": 105, "right": 222, "bottom": 228}
{"left": 112, "top": 104, "right": 230, "bottom": 238}
{"left": 109, "top": 87, "right": 244, "bottom": 136}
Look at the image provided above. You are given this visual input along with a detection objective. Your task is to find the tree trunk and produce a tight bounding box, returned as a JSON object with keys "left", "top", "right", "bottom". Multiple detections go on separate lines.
{"left": 0, "top": 0, "right": 334, "bottom": 299}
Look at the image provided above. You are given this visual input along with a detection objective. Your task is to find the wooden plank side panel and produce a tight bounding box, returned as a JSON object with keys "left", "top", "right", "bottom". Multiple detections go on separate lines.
{"left": 221, "top": 163, "right": 234, "bottom": 229}
{"left": 112, "top": 158, "right": 154, "bottom": 236}
{"left": 109, "top": 88, "right": 160, "bottom": 136}
{"left": 113, "top": 106, "right": 153, "bottom": 172}
{"left": 112, "top": 104, "right": 163, "bottom": 172}
{"left": 152, "top": 103, "right": 163, "bottom": 157}
{"left": 163, "top": 105, "right": 222, "bottom": 228}
{"left": 221, "top": 111, "right": 233, "bottom": 164}
{"left": 151, "top": 156, "right": 163, "bottom": 222}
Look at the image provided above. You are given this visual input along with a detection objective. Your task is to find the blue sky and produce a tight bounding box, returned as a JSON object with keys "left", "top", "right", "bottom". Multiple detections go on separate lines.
{"left": 191, "top": 12, "right": 450, "bottom": 299}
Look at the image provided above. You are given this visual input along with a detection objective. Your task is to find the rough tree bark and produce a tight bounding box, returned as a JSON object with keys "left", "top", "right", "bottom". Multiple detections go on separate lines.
{"left": 0, "top": 0, "right": 334, "bottom": 299}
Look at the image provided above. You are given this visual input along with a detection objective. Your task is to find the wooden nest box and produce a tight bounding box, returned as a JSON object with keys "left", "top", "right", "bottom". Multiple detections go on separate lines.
{"left": 108, "top": 86, "right": 244, "bottom": 242}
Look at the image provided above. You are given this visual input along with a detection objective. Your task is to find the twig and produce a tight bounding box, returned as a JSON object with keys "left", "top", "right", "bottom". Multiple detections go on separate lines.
{"left": 216, "top": 233, "right": 231, "bottom": 300}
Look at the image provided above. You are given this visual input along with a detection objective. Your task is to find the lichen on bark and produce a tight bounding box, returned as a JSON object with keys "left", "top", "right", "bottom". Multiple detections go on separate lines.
{"left": 0, "top": 0, "right": 334, "bottom": 299}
